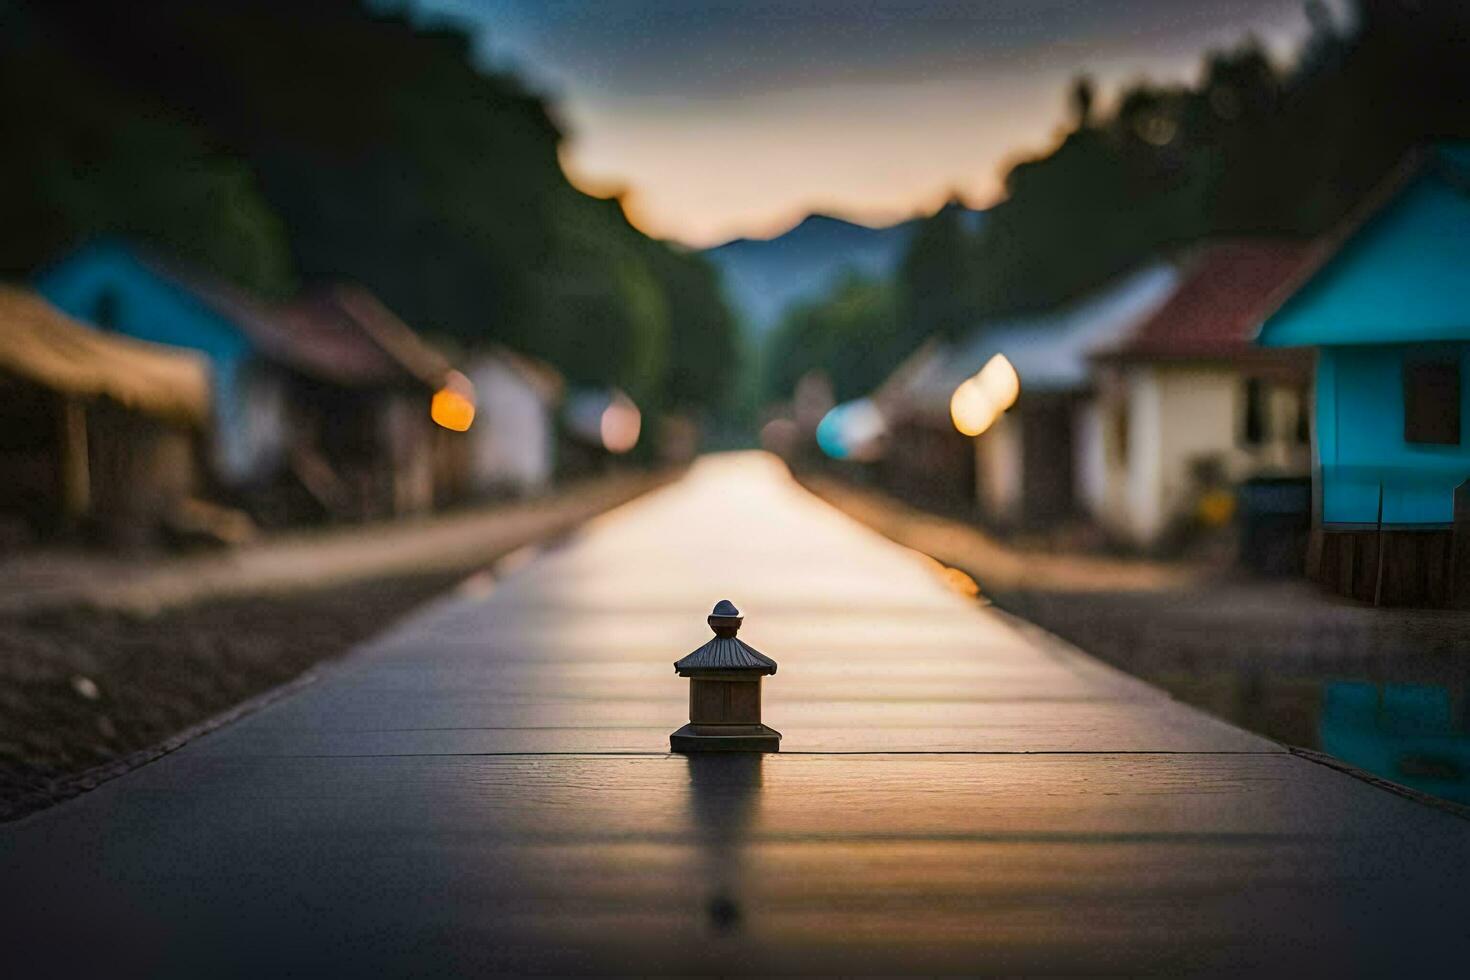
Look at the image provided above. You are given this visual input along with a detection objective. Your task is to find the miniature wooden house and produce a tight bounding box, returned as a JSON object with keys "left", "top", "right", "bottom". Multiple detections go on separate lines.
{"left": 670, "top": 600, "right": 780, "bottom": 753}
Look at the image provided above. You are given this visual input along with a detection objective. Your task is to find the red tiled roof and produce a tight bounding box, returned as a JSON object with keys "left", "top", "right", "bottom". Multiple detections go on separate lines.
{"left": 1098, "top": 239, "right": 1321, "bottom": 362}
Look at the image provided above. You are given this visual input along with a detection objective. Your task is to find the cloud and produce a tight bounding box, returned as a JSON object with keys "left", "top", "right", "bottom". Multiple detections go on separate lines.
{"left": 407, "top": 0, "right": 1330, "bottom": 244}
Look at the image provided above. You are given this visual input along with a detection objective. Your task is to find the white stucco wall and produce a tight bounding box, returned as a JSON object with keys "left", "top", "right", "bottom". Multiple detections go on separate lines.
{"left": 1124, "top": 368, "right": 1166, "bottom": 545}
{"left": 975, "top": 410, "right": 1023, "bottom": 525}
{"left": 1084, "top": 369, "right": 1128, "bottom": 534}
{"left": 214, "top": 361, "right": 288, "bottom": 488}
{"left": 1154, "top": 368, "right": 1234, "bottom": 539}
{"left": 1094, "top": 363, "right": 1311, "bottom": 548}
{"left": 465, "top": 357, "right": 554, "bottom": 496}
{"left": 1075, "top": 399, "right": 1108, "bottom": 522}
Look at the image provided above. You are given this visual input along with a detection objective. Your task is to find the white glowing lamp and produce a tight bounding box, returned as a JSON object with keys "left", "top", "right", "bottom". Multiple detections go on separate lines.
{"left": 978, "top": 354, "right": 1020, "bottom": 412}
{"left": 950, "top": 377, "right": 996, "bottom": 436}
{"left": 950, "top": 353, "right": 1020, "bottom": 437}
{"left": 600, "top": 391, "right": 641, "bottom": 454}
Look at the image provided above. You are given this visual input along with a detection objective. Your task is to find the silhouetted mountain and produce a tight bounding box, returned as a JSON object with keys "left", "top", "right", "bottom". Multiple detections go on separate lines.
{"left": 705, "top": 208, "right": 985, "bottom": 336}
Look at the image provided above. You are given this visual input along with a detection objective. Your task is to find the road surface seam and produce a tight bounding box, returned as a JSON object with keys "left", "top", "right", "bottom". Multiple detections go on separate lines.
{"left": 1288, "top": 746, "right": 1470, "bottom": 821}
{"left": 204, "top": 758, "right": 1287, "bottom": 764}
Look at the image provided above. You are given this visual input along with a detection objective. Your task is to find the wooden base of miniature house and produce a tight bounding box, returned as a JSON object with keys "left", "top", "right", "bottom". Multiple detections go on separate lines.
{"left": 671, "top": 675, "right": 780, "bottom": 752}
{"left": 1308, "top": 527, "right": 1466, "bottom": 607}
{"left": 670, "top": 723, "right": 781, "bottom": 753}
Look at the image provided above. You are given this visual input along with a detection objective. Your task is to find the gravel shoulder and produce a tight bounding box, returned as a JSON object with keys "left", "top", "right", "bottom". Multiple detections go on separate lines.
{"left": 801, "top": 473, "right": 1466, "bottom": 658}
{"left": 0, "top": 470, "right": 675, "bottom": 821}
{"left": 801, "top": 474, "right": 1470, "bottom": 753}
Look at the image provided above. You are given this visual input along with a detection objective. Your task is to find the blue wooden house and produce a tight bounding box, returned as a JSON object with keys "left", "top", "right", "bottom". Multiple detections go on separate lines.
{"left": 38, "top": 240, "right": 297, "bottom": 489}
{"left": 1257, "top": 143, "right": 1470, "bottom": 605}
{"left": 37, "top": 240, "right": 461, "bottom": 523}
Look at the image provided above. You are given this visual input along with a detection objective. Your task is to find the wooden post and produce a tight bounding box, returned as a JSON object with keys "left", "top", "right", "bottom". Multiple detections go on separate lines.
{"left": 58, "top": 396, "right": 90, "bottom": 525}
{"left": 972, "top": 432, "right": 984, "bottom": 522}
{"left": 1453, "top": 478, "right": 1470, "bottom": 609}
{"left": 1373, "top": 482, "right": 1385, "bottom": 607}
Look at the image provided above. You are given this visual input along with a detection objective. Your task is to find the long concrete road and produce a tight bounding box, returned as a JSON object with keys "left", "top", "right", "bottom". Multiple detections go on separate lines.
{"left": 4, "top": 454, "right": 1469, "bottom": 975}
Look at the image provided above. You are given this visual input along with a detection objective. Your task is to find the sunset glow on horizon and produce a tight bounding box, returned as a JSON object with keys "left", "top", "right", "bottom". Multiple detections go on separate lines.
{"left": 410, "top": 0, "right": 1350, "bottom": 247}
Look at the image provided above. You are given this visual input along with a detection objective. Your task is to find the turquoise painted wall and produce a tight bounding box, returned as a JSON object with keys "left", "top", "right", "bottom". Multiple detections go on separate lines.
{"left": 1264, "top": 175, "right": 1470, "bottom": 347}
{"left": 1317, "top": 343, "right": 1470, "bottom": 525}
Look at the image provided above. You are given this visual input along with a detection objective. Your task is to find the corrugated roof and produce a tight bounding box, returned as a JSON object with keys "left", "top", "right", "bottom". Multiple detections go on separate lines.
{"left": 892, "top": 262, "right": 1178, "bottom": 419}
{"left": 674, "top": 636, "right": 778, "bottom": 674}
{"left": 1098, "top": 240, "right": 1318, "bottom": 363}
{"left": 0, "top": 285, "right": 208, "bottom": 426}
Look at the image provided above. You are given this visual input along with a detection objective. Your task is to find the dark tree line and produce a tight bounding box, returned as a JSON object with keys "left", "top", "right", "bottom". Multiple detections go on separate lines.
{"left": 768, "top": 0, "right": 1470, "bottom": 403}
{"left": 0, "top": 0, "right": 739, "bottom": 416}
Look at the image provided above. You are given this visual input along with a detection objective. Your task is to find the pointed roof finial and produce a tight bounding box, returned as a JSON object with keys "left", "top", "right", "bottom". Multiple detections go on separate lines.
{"left": 675, "top": 600, "right": 776, "bottom": 675}
{"left": 708, "top": 599, "right": 743, "bottom": 637}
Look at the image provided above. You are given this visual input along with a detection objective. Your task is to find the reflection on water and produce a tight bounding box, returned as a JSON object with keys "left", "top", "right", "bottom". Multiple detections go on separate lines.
{"left": 1321, "top": 682, "right": 1469, "bottom": 803}
{"left": 1148, "top": 658, "right": 1470, "bottom": 805}
{"left": 684, "top": 754, "right": 763, "bottom": 935}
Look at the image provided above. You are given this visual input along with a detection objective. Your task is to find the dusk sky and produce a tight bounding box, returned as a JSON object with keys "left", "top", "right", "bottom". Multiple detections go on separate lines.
{"left": 406, "top": 1, "right": 1348, "bottom": 247}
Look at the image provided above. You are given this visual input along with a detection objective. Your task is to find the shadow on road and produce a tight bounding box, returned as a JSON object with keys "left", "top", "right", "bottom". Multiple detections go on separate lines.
{"left": 685, "top": 753, "right": 764, "bottom": 935}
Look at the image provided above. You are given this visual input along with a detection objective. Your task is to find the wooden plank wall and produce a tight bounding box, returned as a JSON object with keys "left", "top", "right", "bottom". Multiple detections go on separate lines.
{"left": 1310, "top": 527, "right": 1457, "bottom": 606}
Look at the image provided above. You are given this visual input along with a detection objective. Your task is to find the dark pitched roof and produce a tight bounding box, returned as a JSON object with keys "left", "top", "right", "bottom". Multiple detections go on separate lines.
{"left": 478, "top": 344, "right": 564, "bottom": 403}
{"left": 674, "top": 636, "right": 778, "bottom": 674}
{"left": 278, "top": 285, "right": 451, "bottom": 390}
{"left": 124, "top": 247, "right": 359, "bottom": 383}
{"left": 120, "top": 244, "right": 448, "bottom": 389}
{"left": 1097, "top": 239, "right": 1318, "bottom": 364}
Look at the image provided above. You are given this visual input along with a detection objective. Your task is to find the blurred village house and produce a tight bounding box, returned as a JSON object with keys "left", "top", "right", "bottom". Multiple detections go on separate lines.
{"left": 457, "top": 348, "right": 563, "bottom": 498}
{"left": 0, "top": 286, "right": 211, "bottom": 547}
{"left": 36, "top": 240, "right": 467, "bottom": 527}
{"left": 275, "top": 283, "right": 465, "bottom": 519}
{"left": 1258, "top": 142, "right": 1470, "bottom": 606}
{"left": 876, "top": 263, "right": 1177, "bottom": 529}
{"left": 834, "top": 142, "right": 1468, "bottom": 608}
{"left": 1088, "top": 240, "right": 1316, "bottom": 562}
{"left": 858, "top": 245, "right": 1318, "bottom": 570}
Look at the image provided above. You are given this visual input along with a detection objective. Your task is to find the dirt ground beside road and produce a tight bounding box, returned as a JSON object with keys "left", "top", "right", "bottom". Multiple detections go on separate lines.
{"left": 802, "top": 474, "right": 1470, "bottom": 751}
{"left": 0, "top": 470, "right": 675, "bottom": 822}
{"left": 0, "top": 573, "right": 463, "bottom": 820}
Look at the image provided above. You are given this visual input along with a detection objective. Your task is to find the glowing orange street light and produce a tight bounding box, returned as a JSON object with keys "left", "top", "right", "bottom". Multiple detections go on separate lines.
{"left": 431, "top": 370, "right": 476, "bottom": 432}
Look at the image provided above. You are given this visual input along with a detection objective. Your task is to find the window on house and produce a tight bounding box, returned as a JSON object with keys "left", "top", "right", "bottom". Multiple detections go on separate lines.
{"left": 1111, "top": 398, "right": 1129, "bottom": 464}
{"left": 1241, "top": 378, "right": 1266, "bottom": 447}
{"left": 93, "top": 288, "right": 120, "bottom": 328}
{"left": 1403, "top": 358, "right": 1461, "bottom": 445}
